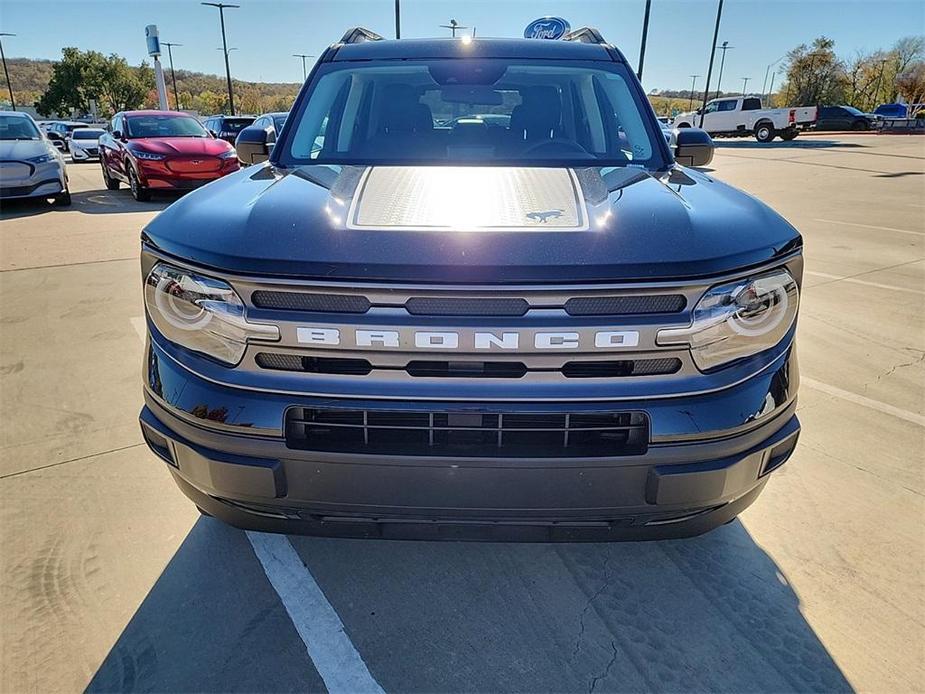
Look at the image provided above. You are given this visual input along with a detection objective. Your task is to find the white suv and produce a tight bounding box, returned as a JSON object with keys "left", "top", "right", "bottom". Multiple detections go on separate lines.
{"left": 69, "top": 128, "right": 105, "bottom": 161}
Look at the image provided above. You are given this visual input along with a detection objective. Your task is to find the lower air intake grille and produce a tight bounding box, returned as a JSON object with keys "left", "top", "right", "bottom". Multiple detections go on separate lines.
{"left": 285, "top": 407, "right": 649, "bottom": 457}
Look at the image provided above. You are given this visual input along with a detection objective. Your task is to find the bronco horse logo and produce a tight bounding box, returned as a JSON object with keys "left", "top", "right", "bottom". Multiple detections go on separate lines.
{"left": 526, "top": 209, "right": 564, "bottom": 224}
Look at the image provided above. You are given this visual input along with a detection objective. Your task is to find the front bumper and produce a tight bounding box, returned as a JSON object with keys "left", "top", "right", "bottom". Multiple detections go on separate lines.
{"left": 136, "top": 159, "right": 239, "bottom": 190}
{"left": 0, "top": 177, "right": 64, "bottom": 199}
{"left": 70, "top": 147, "right": 99, "bottom": 160}
{"left": 140, "top": 339, "right": 801, "bottom": 541}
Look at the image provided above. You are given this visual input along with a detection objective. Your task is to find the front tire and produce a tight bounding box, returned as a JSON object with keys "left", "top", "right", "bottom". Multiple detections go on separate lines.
{"left": 128, "top": 167, "right": 151, "bottom": 202}
{"left": 852, "top": 119, "right": 869, "bottom": 131}
{"left": 755, "top": 122, "right": 776, "bottom": 143}
{"left": 55, "top": 190, "right": 72, "bottom": 207}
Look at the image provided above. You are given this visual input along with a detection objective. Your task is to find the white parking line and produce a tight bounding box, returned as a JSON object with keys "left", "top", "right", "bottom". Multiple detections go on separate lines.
{"left": 802, "top": 377, "right": 925, "bottom": 427}
{"left": 814, "top": 218, "right": 925, "bottom": 237}
{"left": 246, "top": 531, "right": 385, "bottom": 694}
{"left": 804, "top": 270, "right": 925, "bottom": 296}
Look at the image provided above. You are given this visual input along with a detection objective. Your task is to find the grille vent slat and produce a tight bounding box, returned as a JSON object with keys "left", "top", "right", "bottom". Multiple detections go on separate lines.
{"left": 406, "top": 297, "right": 529, "bottom": 316}
{"left": 286, "top": 407, "right": 649, "bottom": 457}
{"left": 251, "top": 291, "right": 371, "bottom": 313}
{"left": 564, "top": 295, "right": 686, "bottom": 315}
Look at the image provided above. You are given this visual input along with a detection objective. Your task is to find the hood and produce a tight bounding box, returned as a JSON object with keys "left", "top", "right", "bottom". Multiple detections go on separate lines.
{"left": 129, "top": 137, "right": 232, "bottom": 157}
{"left": 0, "top": 139, "right": 53, "bottom": 160}
{"left": 144, "top": 163, "right": 802, "bottom": 283}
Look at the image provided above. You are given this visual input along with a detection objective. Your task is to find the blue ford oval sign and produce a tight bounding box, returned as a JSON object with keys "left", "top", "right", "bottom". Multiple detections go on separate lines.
{"left": 524, "top": 17, "right": 571, "bottom": 40}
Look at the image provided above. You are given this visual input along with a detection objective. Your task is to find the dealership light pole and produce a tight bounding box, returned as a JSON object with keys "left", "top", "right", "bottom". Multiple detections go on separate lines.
{"left": 714, "top": 40, "right": 733, "bottom": 98}
{"left": 761, "top": 54, "right": 787, "bottom": 104}
{"left": 637, "top": 0, "right": 652, "bottom": 80}
{"left": 688, "top": 75, "right": 699, "bottom": 110}
{"left": 394, "top": 0, "right": 401, "bottom": 38}
{"left": 741, "top": 76, "right": 750, "bottom": 95}
{"left": 293, "top": 53, "right": 314, "bottom": 81}
{"left": 162, "top": 42, "right": 182, "bottom": 110}
{"left": 698, "top": 0, "right": 724, "bottom": 128}
{"left": 0, "top": 33, "right": 16, "bottom": 111}
{"left": 202, "top": 2, "right": 239, "bottom": 115}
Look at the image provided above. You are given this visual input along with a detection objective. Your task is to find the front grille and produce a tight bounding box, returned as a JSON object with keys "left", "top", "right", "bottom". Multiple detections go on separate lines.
{"left": 285, "top": 407, "right": 649, "bottom": 457}
{"left": 255, "top": 353, "right": 681, "bottom": 379}
{"left": 246, "top": 290, "right": 686, "bottom": 317}
{"left": 564, "top": 295, "right": 686, "bottom": 315}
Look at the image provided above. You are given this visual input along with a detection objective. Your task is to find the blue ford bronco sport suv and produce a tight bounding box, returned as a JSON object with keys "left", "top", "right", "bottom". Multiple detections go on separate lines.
{"left": 139, "top": 26, "right": 802, "bottom": 540}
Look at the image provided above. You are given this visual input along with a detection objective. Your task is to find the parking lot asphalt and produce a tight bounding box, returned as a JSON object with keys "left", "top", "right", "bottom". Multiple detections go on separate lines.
{"left": 1, "top": 136, "right": 922, "bottom": 693}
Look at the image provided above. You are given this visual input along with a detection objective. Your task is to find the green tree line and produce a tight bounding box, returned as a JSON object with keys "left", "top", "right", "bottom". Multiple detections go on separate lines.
{"left": 3, "top": 49, "right": 300, "bottom": 117}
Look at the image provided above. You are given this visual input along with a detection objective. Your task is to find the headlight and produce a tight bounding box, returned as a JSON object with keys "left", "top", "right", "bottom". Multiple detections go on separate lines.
{"left": 144, "top": 263, "right": 279, "bottom": 365}
{"left": 219, "top": 149, "right": 237, "bottom": 159}
{"left": 133, "top": 150, "right": 166, "bottom": 161}
{"left": 27, "top": 152, "right": 56, "bottom": 164}
{"left": 657, "top": 269, "right": 799, "bottom": 371}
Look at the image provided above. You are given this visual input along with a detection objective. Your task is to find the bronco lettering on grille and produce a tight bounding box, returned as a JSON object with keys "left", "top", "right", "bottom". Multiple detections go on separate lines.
{"left": 295, "top": 327, "right": 640, "bottom": 350}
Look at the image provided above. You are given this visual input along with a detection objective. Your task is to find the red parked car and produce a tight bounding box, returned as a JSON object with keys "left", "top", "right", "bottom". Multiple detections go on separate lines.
{"left": 99, "top": 110, "right": 240, "bottom": 201}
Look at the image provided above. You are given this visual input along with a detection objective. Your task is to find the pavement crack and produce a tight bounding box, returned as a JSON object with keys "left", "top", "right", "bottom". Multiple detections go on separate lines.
{"left": 875, "top": 352, "right": 925, "bottom": 382}
{"left": 588, "top": 640, "right": 619, "bottom": 693}
{"left": 0, "top": 443, "right": 145, "bottom": 480}
{"left": 571, "top": 554, "right": 613, "bottom": 662}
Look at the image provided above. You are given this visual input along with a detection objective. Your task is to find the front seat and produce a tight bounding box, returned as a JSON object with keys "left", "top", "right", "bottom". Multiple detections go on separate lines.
{"left": 509, "top": 86, "right": 562, "bottom": 143}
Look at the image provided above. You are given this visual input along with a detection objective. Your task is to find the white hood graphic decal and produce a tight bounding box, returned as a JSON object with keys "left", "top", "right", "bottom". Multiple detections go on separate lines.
{"left": 347, "top": 166, "right": 589, "bottom": 231}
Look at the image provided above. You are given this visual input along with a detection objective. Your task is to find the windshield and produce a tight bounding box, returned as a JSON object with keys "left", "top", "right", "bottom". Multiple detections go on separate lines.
{"left": 843, "top": 106, "right": 864, "bottom": 116}
{"left": 126, "top": 115, "right": 209, "bottom": 138}
{"left": 283, "top": 59, "right": 662, "bottom": 168}
{"left": 220, "top": 118, "right": 254, "bottom": 132}
{"left": 72, "top": 129, "right": 105, "bottom": 140}
{"left": 0, "top": 115, "right": 41, "bottom": 140}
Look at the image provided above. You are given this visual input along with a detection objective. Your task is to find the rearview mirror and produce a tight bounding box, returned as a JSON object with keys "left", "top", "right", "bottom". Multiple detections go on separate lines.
{"left": 671, "top": 127, "right": 714, "bottom": 167}
{"left": 235, "top": 125, "right": 270, "bottom": 165}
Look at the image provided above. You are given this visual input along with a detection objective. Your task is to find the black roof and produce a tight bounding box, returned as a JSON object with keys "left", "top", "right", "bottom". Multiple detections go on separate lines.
{"left": 330, "top": 37, "right": 623, "bottom": 63}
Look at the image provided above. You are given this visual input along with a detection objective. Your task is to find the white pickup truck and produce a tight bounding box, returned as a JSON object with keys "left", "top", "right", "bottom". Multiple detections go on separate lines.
{"left": 672, "top": 96, "right": 818, "bottom": 143}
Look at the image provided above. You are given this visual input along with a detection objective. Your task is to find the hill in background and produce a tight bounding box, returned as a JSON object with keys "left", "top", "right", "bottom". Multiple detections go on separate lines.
{"left": 4, "top": 57, "right": 301, "bottom": 116}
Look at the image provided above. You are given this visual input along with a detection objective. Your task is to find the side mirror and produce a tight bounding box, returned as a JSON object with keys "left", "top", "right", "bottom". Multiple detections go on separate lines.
{"left": 46, "top": 131, "right": 63, "bottom": 141}
{"left": 235, "top": 125, "right": 270, "bottom": 164}
{"left": 112, "top": 130, "right": 123, "bottom": 140}
{"left": 208, "top": 129, "right": 218, "bottom": 138}
{"left": 672, "top": 127, "right": 714, "bottom": 167}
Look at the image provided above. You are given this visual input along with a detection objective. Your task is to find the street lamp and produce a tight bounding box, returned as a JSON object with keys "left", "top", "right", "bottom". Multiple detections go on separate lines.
{"left": 394, "top": 0, "right": 401, "bottom": 39}
{"left": 162, "top": 42, "right": 182, "bottom": 110}
{"left": 688, "top": 75, "right": 699, "bottom": 110}
{"left": 699, "top": 0, "right": 725, "bottom": 128}
{"left": 440, "top": 19, "right": 468, "bottom": 38}
{"left": 202, "top": 2, "right": 239, "bottom": 115}
{"left": 0, "top": 32, "right": 16, "bottom": 111}
{"left": 715, "top": 40, "right": 734, "bottom": 98}
{"left": 761, "top": 54, "right": 787, "bottom": 104}
{"left": 292, "top": 53, "right": 314, "bottom": 81}
{"left": 741, "top": 76, "right": 750, "bottom": 95}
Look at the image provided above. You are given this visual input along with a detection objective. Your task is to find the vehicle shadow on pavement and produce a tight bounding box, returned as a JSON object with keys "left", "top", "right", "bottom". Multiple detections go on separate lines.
{"left": 0, "top": 190, "right": 171, "bottom": 221}
{"left": 714, "top": 140, "right": 865, "bottom": 150}
{"left": 87, "top": 518, "right": 852, "bottom": 693}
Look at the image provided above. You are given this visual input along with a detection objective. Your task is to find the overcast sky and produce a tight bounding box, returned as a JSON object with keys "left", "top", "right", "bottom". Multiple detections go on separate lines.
{"left": 2, "top": 0, "right": 922, "bottom": 91}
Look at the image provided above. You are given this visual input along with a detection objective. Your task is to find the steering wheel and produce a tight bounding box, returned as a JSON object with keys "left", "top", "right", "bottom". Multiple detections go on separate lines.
{"left": 520, "top": 138, "right": 590, "bottom": 157}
